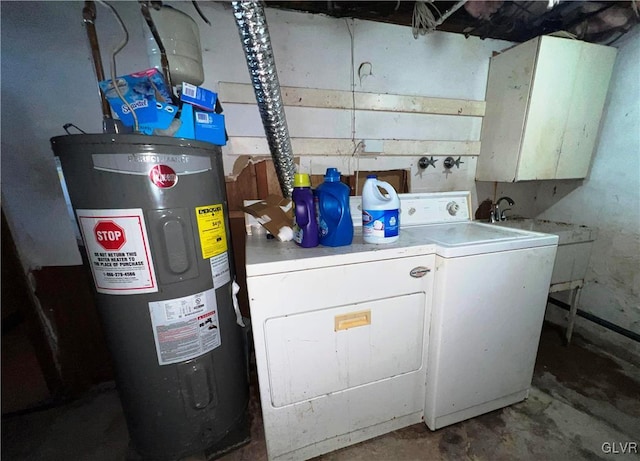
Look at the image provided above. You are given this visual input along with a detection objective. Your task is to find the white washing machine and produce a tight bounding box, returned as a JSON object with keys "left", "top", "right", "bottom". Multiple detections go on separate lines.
{"left": 245, "top": 191, "right": 557, "bottom": 460}
{"left": 405, "top": 194, "right": 558, "bottom": 430}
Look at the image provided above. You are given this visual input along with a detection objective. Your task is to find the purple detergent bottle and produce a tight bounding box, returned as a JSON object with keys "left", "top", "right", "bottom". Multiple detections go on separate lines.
{"left": 292, "top": 173, "right": 319, "bottom": 248}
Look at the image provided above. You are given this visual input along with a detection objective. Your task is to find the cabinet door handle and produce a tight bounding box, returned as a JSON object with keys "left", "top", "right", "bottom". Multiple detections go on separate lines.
{"left": 335, "top": 310, "right": 371, "bottom": 331}
{"left": 410, "top": 266, "right": 431, "bottom": 278}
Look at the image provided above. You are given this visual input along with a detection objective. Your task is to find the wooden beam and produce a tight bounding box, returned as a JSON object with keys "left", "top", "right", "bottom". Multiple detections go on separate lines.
{"left": 229, "top": 137, "right": 481, "bottom": 157}
{"left": 254, "top": 161, "right": 270, "bottom": 199}
{"left": 219, "top": 82, "right": 485, "bottom": 117}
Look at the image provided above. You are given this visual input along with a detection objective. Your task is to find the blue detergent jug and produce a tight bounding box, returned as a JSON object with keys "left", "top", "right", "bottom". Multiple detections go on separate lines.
{"left": 315, "top": 168, "right": 353, "bottom": 247}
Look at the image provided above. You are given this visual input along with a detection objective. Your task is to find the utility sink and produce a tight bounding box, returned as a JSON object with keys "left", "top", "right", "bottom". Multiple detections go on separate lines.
{"left": 496, "top": 218, "right": 597, "bottom": 285}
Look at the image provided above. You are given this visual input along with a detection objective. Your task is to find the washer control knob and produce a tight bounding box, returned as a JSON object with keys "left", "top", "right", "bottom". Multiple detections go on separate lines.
{"left": 446, "top": 201, "right": 460, "bottom": 216}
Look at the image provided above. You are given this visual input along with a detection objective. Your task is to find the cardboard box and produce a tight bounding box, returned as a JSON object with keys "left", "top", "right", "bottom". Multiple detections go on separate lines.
{"left": 194, "top": 112, "right": 226, "bottom": 146}
{"left": 174, "top": 103, "right": 195, "bottom": 140}
{"left": 181, "top": 82, "right": 217, "bottom": 112}
{"left": 174, "top": 102, "right": 226, "bottom": 145}
{"left": 99, "top": 68, "right": 172, "bottom": 127}
{"left": 139, "top": 101, "right": 178, "bottom": 135}
{"left": 349, "top": 170, "right": 409, "bottom": 196}
{"left": 242, "top": 195, "right": 293, "bottom": 240}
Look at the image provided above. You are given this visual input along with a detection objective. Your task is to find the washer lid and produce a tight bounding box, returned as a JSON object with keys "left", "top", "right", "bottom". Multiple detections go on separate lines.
{"left": 417, "top": 222, "right": 558, "bottom": 257}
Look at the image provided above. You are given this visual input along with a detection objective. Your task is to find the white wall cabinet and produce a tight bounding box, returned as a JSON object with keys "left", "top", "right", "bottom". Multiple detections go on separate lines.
{"left": 476, "top": 35, "right": 617, "bottom": 182}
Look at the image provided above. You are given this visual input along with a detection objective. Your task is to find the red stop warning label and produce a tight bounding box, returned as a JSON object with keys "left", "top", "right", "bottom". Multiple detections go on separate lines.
{"left": 77, "top": 209, "right": 157, "bottom": 295}
{"left": 94, "top": 220, "right": 126, "bottom": 251}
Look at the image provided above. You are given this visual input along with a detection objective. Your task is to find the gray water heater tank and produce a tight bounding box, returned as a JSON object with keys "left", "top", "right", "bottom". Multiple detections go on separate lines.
{"left": 51, "top": 134, "right": 249, "bottom": 460}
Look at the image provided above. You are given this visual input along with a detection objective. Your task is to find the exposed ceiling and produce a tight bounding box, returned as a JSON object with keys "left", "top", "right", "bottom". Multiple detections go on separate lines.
{"left": 266, "top": 1, "right": 639, "bottom": 45}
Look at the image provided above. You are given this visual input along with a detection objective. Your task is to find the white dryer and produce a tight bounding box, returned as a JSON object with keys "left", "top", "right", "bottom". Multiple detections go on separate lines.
{"left": 245, "top": 226, "right": 437, "bottom": 461}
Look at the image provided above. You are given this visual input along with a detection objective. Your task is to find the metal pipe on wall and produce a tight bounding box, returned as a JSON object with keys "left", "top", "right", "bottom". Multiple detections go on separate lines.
{"left": 232, "top": 1, "right": 296, "bottom": 198}
{"left": 83, "top": 1, "right": 125, "bottom": 134}
{"left": 548, "top": 296, "right": 640, "bottom": 343}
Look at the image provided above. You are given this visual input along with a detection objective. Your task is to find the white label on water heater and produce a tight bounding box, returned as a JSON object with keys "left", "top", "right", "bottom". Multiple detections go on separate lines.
{"left": 76, "top": 208, "right": 158, "bottom": 295}
{"left": 149, "top": 288, "right": 221, "bottom": 366}
{"left": 210, "top": 252, "right": 231, "bottom": 288}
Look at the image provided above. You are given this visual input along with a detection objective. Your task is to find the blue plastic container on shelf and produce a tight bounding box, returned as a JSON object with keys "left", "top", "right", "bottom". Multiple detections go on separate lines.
{"left": 315, "top": 168, "right": 353, "bottom": 247}
{"left": 292, "top": 173, "right": 319, "bottom": 248}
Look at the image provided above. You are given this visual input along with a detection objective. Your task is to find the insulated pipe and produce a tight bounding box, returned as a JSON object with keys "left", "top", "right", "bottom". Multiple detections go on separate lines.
{"left": 232, "top": 1, "right": 296, "bottom": 198}
{"left": 82, "top": 1, "right": 116, "bottom": 131}
{"left": 139, "top": 2, "right": 175, "bottom": 100}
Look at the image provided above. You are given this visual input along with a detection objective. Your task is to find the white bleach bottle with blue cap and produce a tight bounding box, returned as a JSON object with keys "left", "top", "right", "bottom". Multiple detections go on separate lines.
{"left": 361, "top": 175, "right": 400, "bottom": 244}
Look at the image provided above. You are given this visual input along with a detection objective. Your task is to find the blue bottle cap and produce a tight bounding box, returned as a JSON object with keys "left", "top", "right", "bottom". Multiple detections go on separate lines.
{"left": 367, "top": 174, "right": 377, "bottom": 179}
{"left": 325, "top": 168, "right": 341, "bottom": 182}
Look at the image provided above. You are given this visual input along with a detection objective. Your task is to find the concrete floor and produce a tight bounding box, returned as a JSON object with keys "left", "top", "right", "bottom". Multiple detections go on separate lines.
{"left": 2, "top": 321, "right": 639, "bottom": 461}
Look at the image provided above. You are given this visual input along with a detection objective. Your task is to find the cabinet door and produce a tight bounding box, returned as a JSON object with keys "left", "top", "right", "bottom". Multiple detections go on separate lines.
{"left": 555, "top": 43, "right": 617, "bottom": 179}
{"left": 476, "top": 38, "right": 538, "bottom": 182}
{"left": 517, "top": 37, "right": 582, "bottom": 180}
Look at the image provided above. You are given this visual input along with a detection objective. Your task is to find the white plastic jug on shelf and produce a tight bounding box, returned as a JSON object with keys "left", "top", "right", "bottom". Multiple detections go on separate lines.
{"left": 361, "top": 175, "right": 400, "bottom": 244}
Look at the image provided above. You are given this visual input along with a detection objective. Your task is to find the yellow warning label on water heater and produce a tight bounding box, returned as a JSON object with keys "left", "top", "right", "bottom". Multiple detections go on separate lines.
{"left": 195, "top": 204, "right": 228, "bottom": 259}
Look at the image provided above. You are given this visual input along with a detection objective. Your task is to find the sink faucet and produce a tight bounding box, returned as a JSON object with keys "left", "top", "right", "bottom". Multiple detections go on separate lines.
{"left": 494, "top": 196, "right": 515, "bottom": 222}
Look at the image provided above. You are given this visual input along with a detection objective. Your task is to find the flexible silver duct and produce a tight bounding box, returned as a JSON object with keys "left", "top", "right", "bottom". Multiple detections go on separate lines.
{"left": 232, "top": 1, "right": 295, "bottom": 198}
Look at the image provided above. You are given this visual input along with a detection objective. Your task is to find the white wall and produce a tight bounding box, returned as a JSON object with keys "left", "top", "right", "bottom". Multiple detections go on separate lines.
{"left": 537, "top": 28, "right": 640, "bottom": 335}
{"left": 1, "top": 1, "right": 150, "bottom": 268}
{"left": 2, "top": 1, "right": 637, "bottom": 343}
{"left": 215, "top": 4, "right": 504, "bottom": 190}
{"left": 1, "top": 1, "right": 510, "bottom": 270}
{"left": 476, "top": 27, "right": 640, "bottom": 339}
